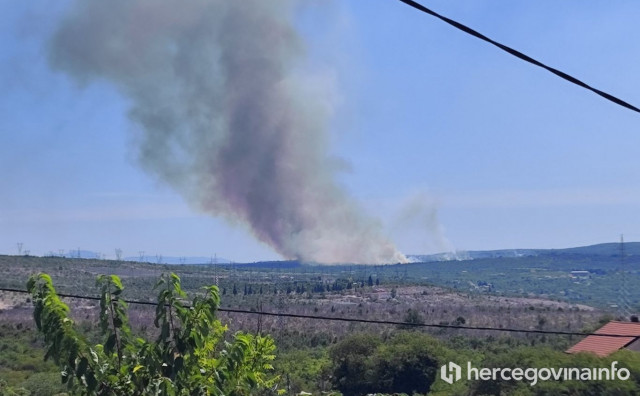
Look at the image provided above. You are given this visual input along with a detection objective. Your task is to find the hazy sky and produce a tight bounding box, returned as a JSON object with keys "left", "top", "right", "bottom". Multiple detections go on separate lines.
{"left": 1, "top": 1, "right": 639, "bottom": 262}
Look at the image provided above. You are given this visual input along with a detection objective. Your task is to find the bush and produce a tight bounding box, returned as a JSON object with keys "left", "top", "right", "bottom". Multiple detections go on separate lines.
{"left": 329, "top": 332, "right": 450, "bottom": 396}
{"left": 27, "top": 272, "right": 280, "bottom": 395}
{"left": 20, "top": 372, "right": 66, "bottom": 396}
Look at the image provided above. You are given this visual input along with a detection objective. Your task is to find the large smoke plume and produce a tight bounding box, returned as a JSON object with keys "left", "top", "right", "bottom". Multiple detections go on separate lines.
{"left": 49, "top": 0, "right": 407, "bottom": 264}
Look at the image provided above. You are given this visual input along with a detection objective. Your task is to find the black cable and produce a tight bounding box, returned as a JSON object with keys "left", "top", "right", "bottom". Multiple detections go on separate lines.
{"left": 396, "top": 0, "right": 640, "bottom": 114}
{"left": 1, "top": 286, "right": 635, "bottom": 339}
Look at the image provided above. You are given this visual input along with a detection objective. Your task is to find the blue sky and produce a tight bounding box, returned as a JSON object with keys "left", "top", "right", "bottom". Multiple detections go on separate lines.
{"left": 1, "top": 1, "right": 639, "bottom": 262}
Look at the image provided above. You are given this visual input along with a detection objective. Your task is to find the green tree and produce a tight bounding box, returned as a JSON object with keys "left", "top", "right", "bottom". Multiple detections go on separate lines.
{"left": 468, "top": 346, "right": 640, "bottom": 396}
{"left": 330, "top": 333, "right": 381, "bottom": 396}
{"left": 400, "top": 308, "right": 425, "bottom": 330}
{"left": 0, "top": 379, "right": 30, "bottom": 396}
{"left": 330, "top": 332, "right": 449, "bottom": 396}
{"left": 372, "top": 332, "right": 442, "bottom": 395}
{"left": 27, "top": 272, "right": 280, "bottom": 395}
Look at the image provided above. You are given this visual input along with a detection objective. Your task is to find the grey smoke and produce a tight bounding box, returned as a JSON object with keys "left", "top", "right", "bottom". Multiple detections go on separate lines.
{"left": 394, "top": 193, "right": 456, "bottom": 256}
{"left": 49, "top": 0, "right": 406, "bottom": 264}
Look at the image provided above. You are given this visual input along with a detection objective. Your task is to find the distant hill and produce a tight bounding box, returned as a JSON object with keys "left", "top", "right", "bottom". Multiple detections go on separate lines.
{"left": 42, "top": 249, "right": 232, "bottom": 264}
{"left": 407, "top": 242, "right": 640, "bottom": 263}
{"left": 408, "top": 249, "right": 538, "bottom": 262}
{"left": 542, "top": 242, "right": 640, "bottom": 257}
{"left": 123, "top": 255, "right": 233, "bottom": 265}
{"left": 24, "top": 242, "right": 640, "bottom": 266}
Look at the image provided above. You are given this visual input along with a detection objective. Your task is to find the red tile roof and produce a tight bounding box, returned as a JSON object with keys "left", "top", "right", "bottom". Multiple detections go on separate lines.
{"left": 566, "top": 321, "right": 640, "bottom": 357}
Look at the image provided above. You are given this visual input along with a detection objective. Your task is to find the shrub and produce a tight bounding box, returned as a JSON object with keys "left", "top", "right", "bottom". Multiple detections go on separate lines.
{"left": 27, "top": 272, "right": 280, "bottom": 395}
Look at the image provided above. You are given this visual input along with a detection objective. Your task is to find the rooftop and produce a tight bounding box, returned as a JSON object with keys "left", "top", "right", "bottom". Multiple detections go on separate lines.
{"left": 566, "top": 321, "right": 640, "bottom": 357}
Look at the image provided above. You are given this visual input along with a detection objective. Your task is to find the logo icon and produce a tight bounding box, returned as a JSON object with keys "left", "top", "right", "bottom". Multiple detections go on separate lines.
{"left": 441, "top": 362, "right": 462, "bottom": 384}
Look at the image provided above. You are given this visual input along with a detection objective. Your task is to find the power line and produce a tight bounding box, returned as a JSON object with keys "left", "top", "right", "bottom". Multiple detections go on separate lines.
{"left": 0, "top": 286, "right": 634, "bottom": 339}
{"left": 396, "top": 0, "right": 640, "bottom": 115}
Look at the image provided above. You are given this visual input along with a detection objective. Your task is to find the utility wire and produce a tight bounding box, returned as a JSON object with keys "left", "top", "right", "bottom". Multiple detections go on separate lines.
{"left": 1, "top": 286, "right": 635, "bottom": 339}
{"left": 396, "top": 0, "right": 640, "bottom": 114}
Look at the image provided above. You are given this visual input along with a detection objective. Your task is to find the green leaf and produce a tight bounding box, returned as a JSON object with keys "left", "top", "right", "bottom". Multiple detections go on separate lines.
{"left": 110, "top": 274, "right": 124, "bottom": 290}
{"left": 86, "top": 371, "right": 98, "bottom": 392}
{"left": 76, "top": 357, "right": 89, "bottom": 379}
{"left": 161, "top": 322, "right": 170, "bottom": 341}
{"left": 105, "top": 333, "right": 117, "bottom": 354}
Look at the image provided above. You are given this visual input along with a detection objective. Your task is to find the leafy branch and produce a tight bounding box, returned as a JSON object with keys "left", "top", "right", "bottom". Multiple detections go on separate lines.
{"left": 27, "top": 272, "right": 281, "bottom": 395}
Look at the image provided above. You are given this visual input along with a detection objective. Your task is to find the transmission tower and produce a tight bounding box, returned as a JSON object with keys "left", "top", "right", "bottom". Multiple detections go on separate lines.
{"left": 211, "top": 255, "right": 219, "bottom": 286}
{"left": 619, "top": 235, "right": 632, "bottom": 319}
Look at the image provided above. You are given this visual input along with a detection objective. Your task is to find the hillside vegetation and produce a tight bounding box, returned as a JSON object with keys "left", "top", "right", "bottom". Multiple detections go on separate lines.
{"left": 0, "top": 244, "right": 638, "bottom": 395}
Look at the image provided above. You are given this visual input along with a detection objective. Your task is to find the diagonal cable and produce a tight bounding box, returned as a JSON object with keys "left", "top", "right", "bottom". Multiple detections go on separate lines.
{"left": 397, "top": 0, "right": 640, "bottom": 114}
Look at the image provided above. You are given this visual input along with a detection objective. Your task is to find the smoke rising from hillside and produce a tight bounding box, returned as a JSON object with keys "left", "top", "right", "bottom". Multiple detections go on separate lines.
{"left": 49, "top": 0, "right": 406, "bottom": 264}
{"left": 394, "top": 193, "right": 457, "bottom": 256}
